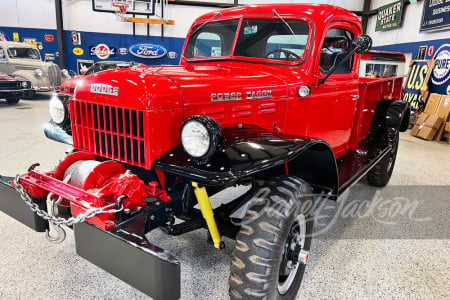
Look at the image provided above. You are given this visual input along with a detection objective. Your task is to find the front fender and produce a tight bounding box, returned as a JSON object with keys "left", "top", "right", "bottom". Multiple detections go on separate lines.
{"left": 154, "top": 126, "right": 338, "bottom": 193}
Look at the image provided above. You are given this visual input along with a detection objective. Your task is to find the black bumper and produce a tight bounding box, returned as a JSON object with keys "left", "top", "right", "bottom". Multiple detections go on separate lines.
{"left": 0, "top": 175, "right": 181, "bottom": 300}
{"left": 0, "top": 176, "right": 47, "bottom": 232}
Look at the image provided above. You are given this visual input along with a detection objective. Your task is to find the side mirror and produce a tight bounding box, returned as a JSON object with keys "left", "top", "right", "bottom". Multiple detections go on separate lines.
{"left": 353, "top": 34, "right": 372, "bottom": 54}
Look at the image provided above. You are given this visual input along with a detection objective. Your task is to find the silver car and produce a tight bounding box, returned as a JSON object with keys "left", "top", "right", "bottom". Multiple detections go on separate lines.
{"left": 0, "top": 41, "right": 69, "bottom": 96}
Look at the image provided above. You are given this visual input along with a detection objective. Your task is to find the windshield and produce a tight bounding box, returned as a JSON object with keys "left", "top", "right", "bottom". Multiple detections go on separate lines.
{"left": 85, "top": 62, "right": 132, "bottom": 76}
{"left": 185, "top": 18, "right": 310, "bottom": 63}
{"left": 8, "top": 47, "right": 41, "bottom": 60}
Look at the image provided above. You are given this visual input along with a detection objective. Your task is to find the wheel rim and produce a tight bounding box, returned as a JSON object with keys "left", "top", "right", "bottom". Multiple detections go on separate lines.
{"left": 278, "top": 214, "right": 307, "bottom": 295}
{"left": 387, "top": 131, "right": 399, "bottom": 173}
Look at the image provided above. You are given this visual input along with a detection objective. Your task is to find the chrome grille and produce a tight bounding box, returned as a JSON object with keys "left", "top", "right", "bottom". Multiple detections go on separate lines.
{"left": 48, "top": 64, "right": 62, "bottom": 87}
{"left": 0, "top": 82, "right": 21, "bottom": 89}
{"left": 70, "top": 99, "right": 147, "bottom": 168}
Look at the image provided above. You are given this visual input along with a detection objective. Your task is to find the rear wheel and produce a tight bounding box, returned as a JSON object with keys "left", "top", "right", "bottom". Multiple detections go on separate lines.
{"left": 367, "top": 129, "right": 399, "bottom": 187}
{"left": 229, "top": 176, "right": 313, "bottom": 300}
{"left": 6, "top": 97, "right": 20, "bottom": 104}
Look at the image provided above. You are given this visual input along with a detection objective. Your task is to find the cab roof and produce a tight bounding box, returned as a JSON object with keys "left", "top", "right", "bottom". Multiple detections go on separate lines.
{"left": 194, "top": 4, "right": 360, "bottom": 27}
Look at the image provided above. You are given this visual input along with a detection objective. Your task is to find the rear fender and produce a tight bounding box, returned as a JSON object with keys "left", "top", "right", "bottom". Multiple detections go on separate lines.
{"left": 369, "top": 100, "right": 410, "bottom": 144}
{"left": 154, "top": 126, "right": 338, "bottom": 194}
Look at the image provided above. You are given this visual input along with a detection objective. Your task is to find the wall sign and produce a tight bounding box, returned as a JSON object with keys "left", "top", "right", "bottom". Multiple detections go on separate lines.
{"left": 403, "top": 60, "right": 435, "bottom": 112}
{"left": 77, "top": 59, "right": 94, "bottom": 75}
{"left": 45, "top": 53, "right": 55, "bottom": 61}
{"left": 73, "top": 47, "right": 84, "bottom": 56}
{"left": 90, "top": 44, "right": 117, "bottom": 59}
{"left": 0, "top": 31, "right": 9, "bottom": 41}
{"left": 71, "top": 31, "right": 81, "bottom": 46}
{"left": 430, "top": 44, "right": 450, "bottom": 95}
{"left": 375, "top": 1, "right": 404, "bottom": 31}
{"left": 129, "top": 43, "right": 167, "bottom": 59}
{"left": 420, "top": 0, "right": 450, "bottom": 31}
{"left": 44, "top": 34, "right": 54, "bottom": 42}
{"left": 418, "top": 46, "right": 427, "bottom": 60}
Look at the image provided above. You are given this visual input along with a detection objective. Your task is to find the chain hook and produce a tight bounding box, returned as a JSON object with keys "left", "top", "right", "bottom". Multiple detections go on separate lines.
{"left": 45, "top": 225, "right": 66, "bottom": 244}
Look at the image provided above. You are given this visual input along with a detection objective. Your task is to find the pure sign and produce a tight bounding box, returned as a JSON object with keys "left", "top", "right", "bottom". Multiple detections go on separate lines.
{"left": 420, "top": 0, "right": 450, "bottom": 31}
{"left": 376, "top": 1, "right": 404, "bottom": 31}
{"left": 403, "top": 60, "right": 434, "bottom": 112}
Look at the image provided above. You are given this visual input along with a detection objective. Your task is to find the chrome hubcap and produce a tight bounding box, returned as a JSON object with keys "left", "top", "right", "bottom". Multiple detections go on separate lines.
{"left": 278, "top": 214, "right": 307, "bottom": 295}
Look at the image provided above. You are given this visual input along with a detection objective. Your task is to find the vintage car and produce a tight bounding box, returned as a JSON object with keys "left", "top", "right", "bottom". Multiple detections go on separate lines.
{"left": 0, "top": 4, "right": 410, "bottom": 300}
{"left": 0, "top": 72, "right": 31, "bottom": 104}
{"left": 0, "top": 41, "right": 69, "bottom": 96}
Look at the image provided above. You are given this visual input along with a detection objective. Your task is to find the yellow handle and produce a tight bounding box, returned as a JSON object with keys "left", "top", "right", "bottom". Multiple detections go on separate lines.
{"left": 192, "top": 182, "right": 221, "bottom": 249}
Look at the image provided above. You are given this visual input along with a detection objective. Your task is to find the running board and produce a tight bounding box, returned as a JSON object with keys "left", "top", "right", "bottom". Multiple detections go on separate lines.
{"left": 337, "top": 145, "right": 392, "bottom": 194}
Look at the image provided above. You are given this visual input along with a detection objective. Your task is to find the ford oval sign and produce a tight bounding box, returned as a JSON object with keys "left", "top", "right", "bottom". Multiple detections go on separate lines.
{"left": 129, "top": 44, "right": 167, "bottom": 59}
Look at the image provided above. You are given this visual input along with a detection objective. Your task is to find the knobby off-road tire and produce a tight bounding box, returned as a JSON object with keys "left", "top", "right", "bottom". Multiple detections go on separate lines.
{"left": 367, "top": 102, "right": 404, "bottom": 187}
{"left": 229, "top": 176, "right": 313, "bottom": 300}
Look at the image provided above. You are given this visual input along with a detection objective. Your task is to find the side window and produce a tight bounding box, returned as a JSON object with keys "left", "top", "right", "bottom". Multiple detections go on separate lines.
{"left": 194, "top": 32, "right": 222, "bottom": 57}
{"left": 319, "top": 28, "right": 354, "bottom": 74}
{"left": 0, "top": 48, "right": 5, "bottom": 59}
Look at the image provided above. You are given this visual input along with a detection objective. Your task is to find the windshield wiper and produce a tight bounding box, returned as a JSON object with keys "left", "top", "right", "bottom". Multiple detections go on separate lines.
{"left": 191, "top": 11, "right": 222, "bottom": 36}
{"left": 272, "top": 9, "right": 302, "bottom": 45}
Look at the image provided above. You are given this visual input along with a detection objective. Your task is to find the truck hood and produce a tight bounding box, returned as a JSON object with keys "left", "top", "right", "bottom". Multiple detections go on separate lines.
{"left": 74, "top": 65, "right": 288, "bottom": 110}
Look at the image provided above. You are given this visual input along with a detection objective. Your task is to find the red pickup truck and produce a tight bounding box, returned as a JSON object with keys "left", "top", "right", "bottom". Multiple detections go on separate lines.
{"left": 0, "top": 4, "right": 409, "bottom": 300}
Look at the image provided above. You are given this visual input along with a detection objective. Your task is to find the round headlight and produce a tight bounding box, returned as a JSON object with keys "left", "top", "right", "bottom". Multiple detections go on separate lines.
{"left": 180, "top": 116, "right": 222, "bottom": 163}
{"left": 35, "top": 68, "right": 43, "bottom": 78}
{"left": 21, "top": 81, "right": 29, "bottom": 88}
{"left": 49, "top": 94, "right": 66, "bottom": 124}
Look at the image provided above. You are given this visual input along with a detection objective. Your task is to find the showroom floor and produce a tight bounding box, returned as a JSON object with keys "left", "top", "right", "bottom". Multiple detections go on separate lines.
{"left": 0, "top": 96, "right": 449, "bottom": 299}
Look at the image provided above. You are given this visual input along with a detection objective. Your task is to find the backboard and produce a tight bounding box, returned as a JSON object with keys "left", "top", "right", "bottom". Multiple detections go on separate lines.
{"left": 92, "top": 0, "right": 156, "bottom": 16}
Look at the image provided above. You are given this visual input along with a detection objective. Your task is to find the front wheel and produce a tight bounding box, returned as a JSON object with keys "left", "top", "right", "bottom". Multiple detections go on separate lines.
{"left": 6, "top": 97, "right": 20, "bottom": 104}
{"left": 229, "top": 176, "right": 313, "bottom": 300}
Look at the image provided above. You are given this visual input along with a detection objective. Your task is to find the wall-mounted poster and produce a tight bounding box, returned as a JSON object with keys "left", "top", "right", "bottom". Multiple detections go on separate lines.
{"left": 420, "top": 0, "right": 450, "bottom": 31}
{"left": 403, "top": 60, "right": 435, "bottom": 112}
{"left": 429, "top": 44, "right": 450, "bottom": 95}
{"left": 376, "top": 0, "right": 404, "bottom": 31}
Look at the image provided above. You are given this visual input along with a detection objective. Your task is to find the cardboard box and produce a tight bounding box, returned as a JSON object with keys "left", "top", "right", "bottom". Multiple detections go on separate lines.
{"left": 433, "top": 95, "right": 450, "bottom": 141}
{"left": 418, "top": 126, "right": 437, "bottom": 140}
{"left": 424, "top": 115, "right": 444, "bottom": 130}
{"left": 424, "top": 93, "right": 442, "bottom": 115}
{"left": 445, "top": 122, "right": 450, "bottom": 133}
{"left": 416, "top": 113, "right": 429, "bottom": 125}
{"left": 436, "top": 95, "right": 450, "bottom": 119}
{"left": 411, "top": 113, "right": 428, "bottom": 137}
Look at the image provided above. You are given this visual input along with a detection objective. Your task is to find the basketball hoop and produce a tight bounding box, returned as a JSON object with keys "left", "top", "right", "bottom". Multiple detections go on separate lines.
{"left": 112, "top": 2, "right": 129, "bottom": 19}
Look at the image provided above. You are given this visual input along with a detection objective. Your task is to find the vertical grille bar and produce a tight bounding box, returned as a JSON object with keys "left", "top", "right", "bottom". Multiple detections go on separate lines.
{"left": 129, "top": 109, "right": 134, "bottom": 163}
{"left": 122, "top": 107, "right": 128, "bottom": 163}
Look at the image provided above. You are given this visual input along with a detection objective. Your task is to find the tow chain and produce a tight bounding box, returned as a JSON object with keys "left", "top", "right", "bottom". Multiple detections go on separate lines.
{"left": 13, "top": 174, "right": 123, "bottom": 227}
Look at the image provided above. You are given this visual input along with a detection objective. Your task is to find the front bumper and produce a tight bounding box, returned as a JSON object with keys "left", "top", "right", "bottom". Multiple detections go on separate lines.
{"left": 0, "top": 174, "right": 181, "bottom": 300}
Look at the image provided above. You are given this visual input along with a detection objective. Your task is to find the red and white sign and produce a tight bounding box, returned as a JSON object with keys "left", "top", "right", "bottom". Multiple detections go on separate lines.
{"left": 89, "top": 44, "right": 117, "bottom": 60}
{"left": 44, "top": 34, "right": 54, "bottom": 42}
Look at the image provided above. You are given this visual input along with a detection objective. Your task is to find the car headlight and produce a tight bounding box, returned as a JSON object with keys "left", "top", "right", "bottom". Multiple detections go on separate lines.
{"left": 49, "top": 94, "right": 66, "bottom": 124}
{"left": 21, "top": 81, "right": 29, "bottom": 88}
{"left": 35, "top": 68, "right": 43, "bottom": 78}
{"left": 180, "top": 115, "right": 222, "bottom": 163}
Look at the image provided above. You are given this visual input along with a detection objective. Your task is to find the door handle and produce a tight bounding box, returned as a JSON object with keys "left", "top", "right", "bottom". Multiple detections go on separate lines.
{"left": 351, "top": 94, "right": 359, "bottom": 101}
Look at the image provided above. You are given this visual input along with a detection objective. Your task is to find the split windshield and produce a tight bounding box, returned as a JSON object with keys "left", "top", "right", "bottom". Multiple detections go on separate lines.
{"left": 185, "top": 18, "right": 310, "bottom": 63}
{"left": 8, "top": 47, "right": 41, "bottom": 60}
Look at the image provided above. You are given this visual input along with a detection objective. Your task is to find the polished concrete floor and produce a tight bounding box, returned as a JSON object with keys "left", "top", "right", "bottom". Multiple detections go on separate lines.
{"left": 0, "top": 96, "right": 449, "bottom": 299}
